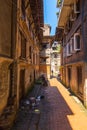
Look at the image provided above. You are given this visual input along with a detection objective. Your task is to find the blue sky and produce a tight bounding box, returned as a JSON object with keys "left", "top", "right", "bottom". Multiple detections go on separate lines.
{"left": 44, "top": 0, "right": 58, "bottom": 35}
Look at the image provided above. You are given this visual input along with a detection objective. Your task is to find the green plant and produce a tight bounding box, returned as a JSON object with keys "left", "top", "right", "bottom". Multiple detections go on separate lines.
{"left": 57, "top": 0, "right": 62, "bottom": 7}
{"left": 56, "top": 44, "right": 61, "bottom": 52}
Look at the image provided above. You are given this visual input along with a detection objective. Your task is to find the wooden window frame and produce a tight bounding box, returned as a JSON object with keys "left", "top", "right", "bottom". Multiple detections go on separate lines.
{"left": 74, "top": 33, "right": 81, "bottom": 51}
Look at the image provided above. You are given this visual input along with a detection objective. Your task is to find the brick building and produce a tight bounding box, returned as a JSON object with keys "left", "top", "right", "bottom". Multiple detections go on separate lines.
{"left": 0, "top": 0, "right": 43, "bottom": 128}
{"left": 56, "top": 0, "right": 87, "bottom": 107}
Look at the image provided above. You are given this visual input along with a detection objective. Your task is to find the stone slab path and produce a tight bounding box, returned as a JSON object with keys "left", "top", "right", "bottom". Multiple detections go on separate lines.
{"left": 11, "top": 78, "right": 87, "bottom": 130}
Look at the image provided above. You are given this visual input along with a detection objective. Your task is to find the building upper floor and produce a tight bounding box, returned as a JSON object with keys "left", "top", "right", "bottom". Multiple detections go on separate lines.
{"left": 0, "top": 0, "right": 44, "bottom": 62}
{"left": 56, "top": 0, "right": 87, "bottom": 65}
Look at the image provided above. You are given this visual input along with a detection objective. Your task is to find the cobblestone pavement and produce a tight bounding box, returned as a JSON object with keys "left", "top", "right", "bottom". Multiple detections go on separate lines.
{"left": 11, "top": 78, "right": 87, "bottom": 130}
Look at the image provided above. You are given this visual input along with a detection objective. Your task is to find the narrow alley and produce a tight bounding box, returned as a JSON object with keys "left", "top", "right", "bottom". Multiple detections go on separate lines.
{"left": 1, "top": 0, "right": 87, "bottom": 129}
{"left": 11, "top": 78, "right": 87, "bottom": 130}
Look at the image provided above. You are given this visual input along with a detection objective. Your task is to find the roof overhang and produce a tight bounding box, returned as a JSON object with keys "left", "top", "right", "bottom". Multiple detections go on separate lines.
{"left": 58, "top": 0, "right": 75, "bottom": 27}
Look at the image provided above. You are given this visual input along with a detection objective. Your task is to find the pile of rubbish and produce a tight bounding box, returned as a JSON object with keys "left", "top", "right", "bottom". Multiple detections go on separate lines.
{"left": 20, "top": 95, "right": 44, "bottom": 111}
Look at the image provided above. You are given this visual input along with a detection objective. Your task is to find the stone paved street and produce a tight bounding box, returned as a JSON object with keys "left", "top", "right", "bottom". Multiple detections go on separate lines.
{"left": 11, "top": 78, "right": 87, "bottom": 130}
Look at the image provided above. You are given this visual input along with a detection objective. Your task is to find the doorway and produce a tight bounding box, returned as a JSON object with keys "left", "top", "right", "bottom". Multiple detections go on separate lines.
{"left": 77, "top": 66, "right": 83, "bottom": 94}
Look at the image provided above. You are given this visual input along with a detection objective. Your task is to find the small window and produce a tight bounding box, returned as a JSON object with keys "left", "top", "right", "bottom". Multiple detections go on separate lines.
{"left": 74, "top": 33, "right": 81, "bottom": 51}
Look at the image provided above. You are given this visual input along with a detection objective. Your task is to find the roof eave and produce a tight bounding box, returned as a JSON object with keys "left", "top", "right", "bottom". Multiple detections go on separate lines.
{"left": 58, "top": 0, "right": 74, "bottom": 27}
